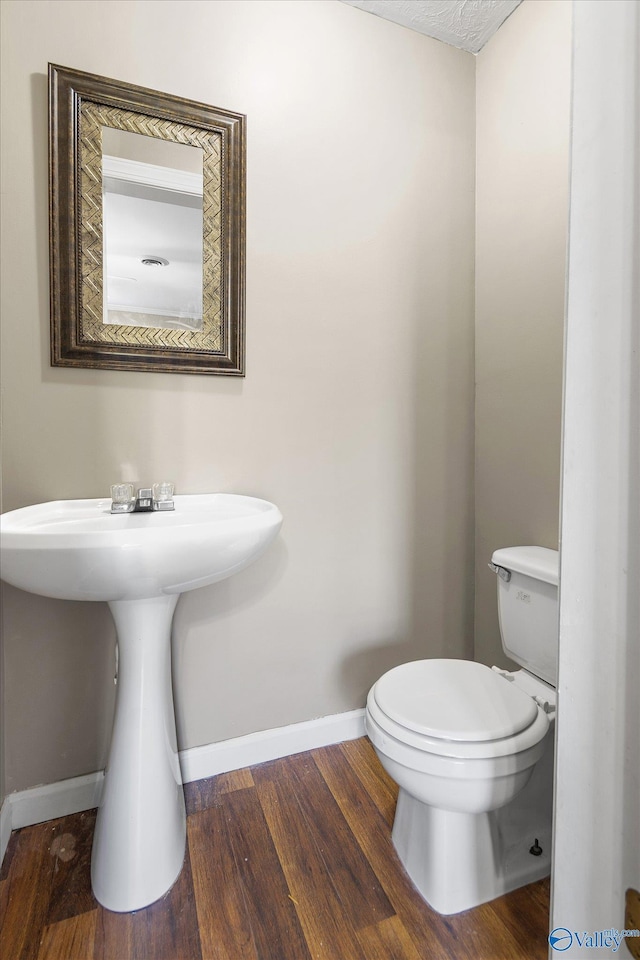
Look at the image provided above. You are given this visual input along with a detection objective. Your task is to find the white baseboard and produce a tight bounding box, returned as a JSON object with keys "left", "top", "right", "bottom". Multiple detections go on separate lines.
{"left": 0, "top": 770, "right": 104, "bottom": 867}
{"left": 0, "top": 708, "right": 365, "bottom": 868}
{"left": 9, "top": 771, "right": 105, "bottom": 831}
{"left": 0, "top": 796, "right": 12, "bottom": 867}
{"left": 179, "top": 707, "right": 365, "bottom": 783}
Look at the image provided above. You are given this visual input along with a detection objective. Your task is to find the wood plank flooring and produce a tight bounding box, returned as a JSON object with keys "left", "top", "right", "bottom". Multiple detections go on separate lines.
{"left": 0, "top": 738, "right": 551, "bottom": 960}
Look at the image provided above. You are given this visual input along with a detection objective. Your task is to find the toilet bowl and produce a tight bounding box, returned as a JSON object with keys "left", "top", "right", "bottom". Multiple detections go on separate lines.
{"left": 365, "top": 546, "right": 558, "bottom": 916}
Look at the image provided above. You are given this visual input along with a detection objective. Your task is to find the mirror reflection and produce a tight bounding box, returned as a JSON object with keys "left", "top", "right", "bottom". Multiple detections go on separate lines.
{"left": 102, "top": 128, "right": 204, "bottom": 332}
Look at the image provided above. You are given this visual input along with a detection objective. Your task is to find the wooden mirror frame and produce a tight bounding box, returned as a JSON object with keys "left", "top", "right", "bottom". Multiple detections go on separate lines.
{"left": 49, "top": 64, "right": 246, "bottom": 375}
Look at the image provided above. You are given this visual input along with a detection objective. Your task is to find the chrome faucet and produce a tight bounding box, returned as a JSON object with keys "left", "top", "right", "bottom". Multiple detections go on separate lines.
{"left": 134, "top": 487, "right": 154, "bottom": 512}
{"left": 110, "top": 483, "right": 175, "bottom": 514}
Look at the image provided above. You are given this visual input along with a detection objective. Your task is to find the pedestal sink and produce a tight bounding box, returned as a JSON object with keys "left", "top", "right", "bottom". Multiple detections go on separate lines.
{"left": 0, "top": 494, "right": 282, "bottom": 912}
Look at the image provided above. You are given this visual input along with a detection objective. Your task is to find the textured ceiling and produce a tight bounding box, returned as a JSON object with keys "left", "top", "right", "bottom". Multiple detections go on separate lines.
{"left": 339, "top": 0, "right": 522, "bottom": 54}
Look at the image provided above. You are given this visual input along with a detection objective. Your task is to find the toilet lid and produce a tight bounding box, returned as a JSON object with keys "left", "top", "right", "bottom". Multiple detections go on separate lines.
{"left": 372, "top": 659, "right": 539, "bottom": 742}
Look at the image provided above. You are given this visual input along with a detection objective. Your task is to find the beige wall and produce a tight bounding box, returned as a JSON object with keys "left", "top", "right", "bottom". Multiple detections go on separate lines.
{"left": 474, "top": 0, "right": 571, "bottom": 669}
{"left": 0, "top": 0, "right": 475, "bottom": 793}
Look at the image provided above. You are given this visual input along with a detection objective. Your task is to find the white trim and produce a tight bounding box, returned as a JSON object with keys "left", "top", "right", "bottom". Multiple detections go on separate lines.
{"left": 0, "top": 771, "right": 104, "bottom": 866}
{"left": 0, "top": 797, "right": 12, "bottom": 866}
{"left": 103, "top": 155, "right": 203, "bottom": 196}
{"left": 9, "top": 772, "right": 105, "bottom": 831}
{"left": 552, "top": 0, "right": 640, "bottom": 946}
{"left": 0, "top": 709, "right": 365, "bottom": 868}
{"left": 106, "top": 303, "right": 201, "bottom": 322}
{"left": 179, "top": 708, "right": 366, "bottom": 783}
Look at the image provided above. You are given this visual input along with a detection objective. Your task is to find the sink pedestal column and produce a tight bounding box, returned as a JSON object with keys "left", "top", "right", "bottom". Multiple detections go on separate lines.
{"left": 91, "top": 595, "right": 185, "bottom": 912}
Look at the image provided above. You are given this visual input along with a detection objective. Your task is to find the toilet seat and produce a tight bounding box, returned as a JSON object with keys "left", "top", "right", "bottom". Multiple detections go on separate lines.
{"left": 373, "top": 659, "right": 538, "bottom": 742}
{"left": 367, "top": 659, "right": 550, "bottom": 761}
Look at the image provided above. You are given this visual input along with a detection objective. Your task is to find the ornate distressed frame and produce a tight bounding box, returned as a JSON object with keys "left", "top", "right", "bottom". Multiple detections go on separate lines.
{"left": 49, "top": 64, "right": 246, "bottom": 375}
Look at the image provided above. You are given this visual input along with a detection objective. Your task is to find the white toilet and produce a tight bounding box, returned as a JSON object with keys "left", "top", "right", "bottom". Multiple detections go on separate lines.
{"left": 365, "top": 546, "right": 558, "bottom": 916}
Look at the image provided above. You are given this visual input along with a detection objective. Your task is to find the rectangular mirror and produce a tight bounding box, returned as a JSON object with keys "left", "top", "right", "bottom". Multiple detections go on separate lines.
{"left": 102, "top": 129, "right": 204, "bottom": 332}
{"left": 49, "top": 64, "right": 245, "bottom": 375}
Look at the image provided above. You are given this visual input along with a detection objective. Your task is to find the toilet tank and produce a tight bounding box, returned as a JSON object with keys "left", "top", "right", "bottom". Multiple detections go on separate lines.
{"left": 491, "top": 546, "right": 559, "bottom": 686}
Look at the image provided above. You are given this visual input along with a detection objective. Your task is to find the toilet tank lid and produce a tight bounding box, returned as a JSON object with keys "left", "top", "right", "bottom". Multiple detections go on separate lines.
{"left": 491, "top": 546, "right": 559, "bottom": 586}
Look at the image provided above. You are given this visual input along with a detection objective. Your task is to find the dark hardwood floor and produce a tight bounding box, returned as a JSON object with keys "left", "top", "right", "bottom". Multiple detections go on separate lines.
{"left": 0, "top": 738, "right": 550, "bottom": 959}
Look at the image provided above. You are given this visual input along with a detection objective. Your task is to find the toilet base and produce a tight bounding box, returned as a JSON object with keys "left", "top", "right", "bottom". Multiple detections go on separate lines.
{"left": 391, "top": 734, "right": 553, "bottom": 916}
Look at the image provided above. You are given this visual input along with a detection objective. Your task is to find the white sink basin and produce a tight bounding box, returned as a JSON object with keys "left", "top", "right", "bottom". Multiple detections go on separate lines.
{"left": 0, "top": 492, "right": 282, "bottom": 913}
{"left": 0, "top": 493, "right": 283, "bottom": 601}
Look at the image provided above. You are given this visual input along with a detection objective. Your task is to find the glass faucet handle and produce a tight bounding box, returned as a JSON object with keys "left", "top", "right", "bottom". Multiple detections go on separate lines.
{"left": 152, "top": 482, "right": 174, "bottom": 501}
{"left": 110, "top": 483, "right": 135, "bottom": 513}
{"left": 152, "top": 482, "right": 175, "bottom": 511}
{"left": 111, "top": 483, "right": 134, "bottom": 503}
